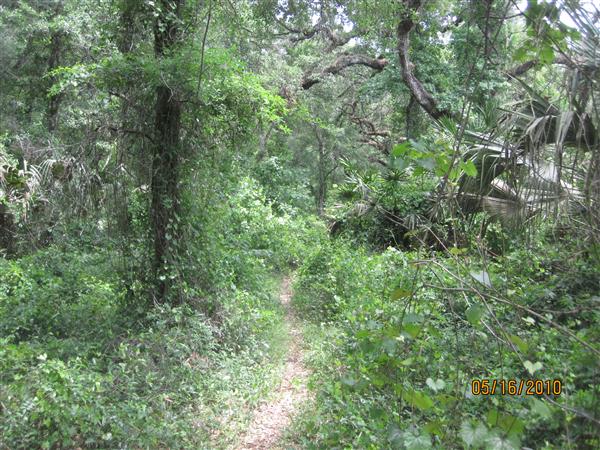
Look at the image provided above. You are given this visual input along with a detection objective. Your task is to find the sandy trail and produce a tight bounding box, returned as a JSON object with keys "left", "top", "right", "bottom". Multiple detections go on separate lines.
{"left": 237, "top": 277, "right": 309, "bottom": 450}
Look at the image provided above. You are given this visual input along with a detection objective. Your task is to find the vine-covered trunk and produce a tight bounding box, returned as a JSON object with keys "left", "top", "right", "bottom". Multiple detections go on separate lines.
{"left": 151, "top": 0, "right": 183, "bottom": 303}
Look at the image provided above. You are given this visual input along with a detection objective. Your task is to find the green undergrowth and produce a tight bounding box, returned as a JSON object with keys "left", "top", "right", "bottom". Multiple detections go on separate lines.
{"left": 288, "top": 236, "right": 600, "bottom": 449}
{"left": 0, "top": 179, "right": 318, "bottom": 449}
{"left": 0, "top": 252, "right": 288, "bottom": 449}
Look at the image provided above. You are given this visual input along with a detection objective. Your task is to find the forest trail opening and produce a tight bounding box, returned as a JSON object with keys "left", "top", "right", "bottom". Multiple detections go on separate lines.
{"left": 237, "top": 276, "right": 309, "bottom": 450}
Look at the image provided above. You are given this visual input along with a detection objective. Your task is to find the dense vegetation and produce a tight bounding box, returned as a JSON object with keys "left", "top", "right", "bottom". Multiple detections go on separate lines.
{"left": 0, "top": 0, "right": 598, "bottom": 448}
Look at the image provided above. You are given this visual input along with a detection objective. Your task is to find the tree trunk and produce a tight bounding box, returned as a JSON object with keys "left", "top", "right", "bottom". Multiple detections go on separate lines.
{"left": 47, "top": 32, "right": 63, "bottom": 132}
{"left": 151, "top": 0, "right": 184, "bottom": 303}
{"left": 0, "top": 203, "right": 16, "bottom": 256}
{"left": 396, "top": 0, "right": 451, "bottom": 121}
{"left": 406, "top": 95, "right": 423, "bottom": 140}
{"left": 315, "top": 127, "right": 327, "bottom": 216}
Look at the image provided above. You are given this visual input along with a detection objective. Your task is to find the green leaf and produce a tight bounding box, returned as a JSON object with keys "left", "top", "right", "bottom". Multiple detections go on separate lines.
{"left": 522, "top": 316, "right": 536, "bottom": 325}
{"left": 405, "top": 389, "right": 434, "bottom": 410}
{"left": 524, "top": 360, "right": 542, "bottom": 375}
{"left": 426, "top": 377, "right": 446, "bottom": 392}
{"left": 392, "top": 157, "right": 409, "bottom": 171}
{"left": 418, "top": 157, "right": 436, "bottom": 170}
{"left": 513, "top": 46, "right": 530, "bottom": 62}
{"left": 392, "top": 142, "right": 411, "bottom": 157}
{"left": 539, "top": 46, "right": 555, "bottom": 64}
{"left": 403, "top": 313, "right": 423, "bottom": 324}
{"left": 391, "top": 287, "right": 412, "bottom": 300}
{"left": 508, "top": 334, "right": 529, "bottom": 353}
{"left": 372, "top": 374, "right": 387, "bottom": 387}
{"left": 403, "top": 313, "right": 424, "bottom": 338}
{"left": 466, "top": 304, "right": 486, "bottom": 326}
{"left": 423, "top": 420, "right": 444, "bottom": 436}
{"left": 485, "top": 434, "right": 520, "bottom": 450}
{"left": 404, "top": 431, "right": 432, "bottom": 450}
{"left": 487, "top": 410, "right": 525, "bottom": 437}
{"left": 461, "top": 160, "right": 478, "bottom": 177}
{"left": 460, "top": 420, "right": 488, "bottom": 447}
{"left": 404, "top": 323, "right": 423, "bottom": 338}
{"left": 530, "top": 398, "right": 552, "bottom": 419}
{"left": 388, "top": 424, "right": 403, "bottom": 445}
{"left": 382, "top": 338, "right": 397, "bottom": 354}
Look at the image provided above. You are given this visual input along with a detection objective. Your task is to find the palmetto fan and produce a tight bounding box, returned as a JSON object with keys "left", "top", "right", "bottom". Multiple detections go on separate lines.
{"left": 454, "top": 2, "right": 599, "bottom": 226}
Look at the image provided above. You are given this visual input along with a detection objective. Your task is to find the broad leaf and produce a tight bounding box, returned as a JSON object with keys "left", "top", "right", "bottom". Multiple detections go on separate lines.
{"left": 460, "top": 420, "right": 488, "bottom": 448}
{"left": 524, "top": 360, "right": 542, "bottom": 375}
{"left": 466, "top": 304, "right": 486, "bottom": 326}
{"left": 391, "top": 287, "right": 412, "bottom": 300}
{"left": 485, "top": 434, "right": 520, "bottom": 450}
{"left": 404, "top": 389, "right": 434, "bottom": 410}
{"left": 509, "top": 334, "right": 529, "bottom": 353}
{"left": 426, "top": 377, "right": 446, "bottom": 392}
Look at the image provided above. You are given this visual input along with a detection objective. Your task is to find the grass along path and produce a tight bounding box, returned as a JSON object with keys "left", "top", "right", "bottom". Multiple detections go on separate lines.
{"left": 237, "top": 276, "right": 310, "bottom": 450}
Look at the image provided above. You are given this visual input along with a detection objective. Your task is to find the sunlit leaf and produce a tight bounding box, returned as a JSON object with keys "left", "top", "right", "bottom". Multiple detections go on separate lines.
{"left": 524, "top": 360, "right": 542, "bottom": 375}
{"left": 461, "top": 160, "right": 478, "bottom": 177}
{"left": 509, "top": 334, "right": 529, "bottom": 353}
{"left": 470, "top": 270, "right": 492, "bottom": 287}
{"left": 539, "top": 46, "right": 555, "bottom": 64}
{"left": 404, "top": 389, "right": 434, "bottom": 410}
{"left": 426, "top": 377, "right": 445, "bottom": 392}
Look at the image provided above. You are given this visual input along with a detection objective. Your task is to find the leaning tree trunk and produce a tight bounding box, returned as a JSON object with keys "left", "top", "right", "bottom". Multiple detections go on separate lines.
{"left": 151, "top": 0, "right": 184, "bottom": 304}
{"left": 396, "top": 0, "right": 451, "bottom": 121}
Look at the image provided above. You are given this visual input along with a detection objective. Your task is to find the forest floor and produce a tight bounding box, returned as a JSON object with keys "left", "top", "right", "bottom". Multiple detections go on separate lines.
{"left": 237, "top": 276, "right": 310, "bottom": 450}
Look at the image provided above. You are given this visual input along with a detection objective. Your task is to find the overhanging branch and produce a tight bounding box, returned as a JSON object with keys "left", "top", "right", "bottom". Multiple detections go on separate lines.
{"left": 302, "top": 54, "right": 388, "bottom": 89}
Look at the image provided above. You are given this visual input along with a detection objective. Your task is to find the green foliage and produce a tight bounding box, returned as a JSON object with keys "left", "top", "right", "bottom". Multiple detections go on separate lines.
{"left": 513, "top": 0, "right": 580, "bottom": 67}
{"left": 0, "top": 168, "right": 323, "bottom": 448}
{"left": 294, "top": 239, "right": 372, "bottom": 320}
{"left": 330, "top": 166, "right": 438, "bottom": 249}
{"left": 2, "top": 0, "right": 599, "bottom": 448}
{"left": 290, "top": 236, "right": 600, "bottom": 449}
{"left": 0, "top": 248, "right": 121, "bottom": 348}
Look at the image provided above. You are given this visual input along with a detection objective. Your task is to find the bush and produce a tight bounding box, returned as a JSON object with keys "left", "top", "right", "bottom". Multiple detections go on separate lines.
{"left": 0, "top": 249, "right": 122, "bottom": 351}
{"left": 328, "top": 170, "right": 437, "bottom": 250}
{"left": 291, "top": 239, "right": 600, "bottom": 449}
{"left": 0, "top": 176, "right": 312, "bottom": 448}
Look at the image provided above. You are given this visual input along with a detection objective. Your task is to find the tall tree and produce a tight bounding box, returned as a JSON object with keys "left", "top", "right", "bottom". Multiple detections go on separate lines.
{"left": 151, "top": 0, "right": 184, "bottom": 303}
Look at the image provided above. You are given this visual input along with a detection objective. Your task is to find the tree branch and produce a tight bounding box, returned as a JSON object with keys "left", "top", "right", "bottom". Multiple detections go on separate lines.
{"left": 103, "top": 125, "right": 155, "bottom": 143}
{"left": 397, "top": 0, "right": 451, "bottom": 120}
{"left": 301, "top": 54, "right": 388, "bottom": 89}
{"left": 505, "top": 54, "right": 572, "bottom": 78}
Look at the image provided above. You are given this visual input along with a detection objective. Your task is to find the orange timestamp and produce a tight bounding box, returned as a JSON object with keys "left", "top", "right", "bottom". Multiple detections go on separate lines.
{"left": 471, "top": 379, "right": 562, "bottom": 396}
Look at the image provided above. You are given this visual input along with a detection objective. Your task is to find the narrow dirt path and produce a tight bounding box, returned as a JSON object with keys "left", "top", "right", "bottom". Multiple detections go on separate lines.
{"left": 237, "top": 276, "right": 309, "bottom": 450}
